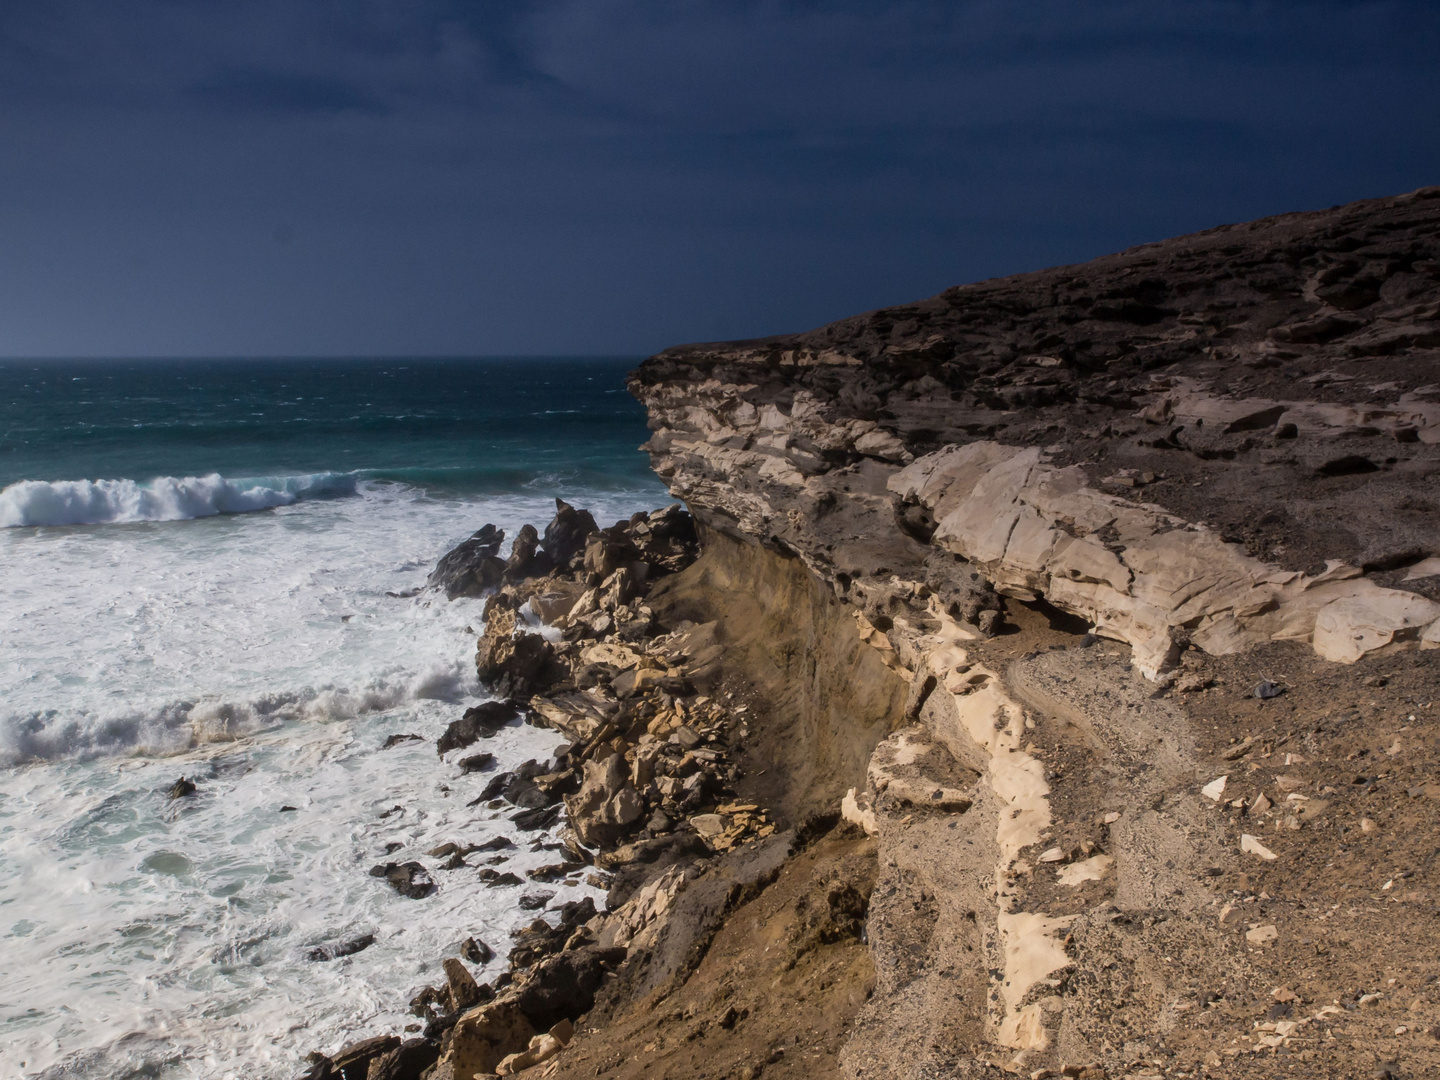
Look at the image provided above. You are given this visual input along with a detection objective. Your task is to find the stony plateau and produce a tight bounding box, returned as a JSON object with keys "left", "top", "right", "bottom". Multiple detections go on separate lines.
{"left": 312, "top": 187, "right": 1440, "bottom": 1080}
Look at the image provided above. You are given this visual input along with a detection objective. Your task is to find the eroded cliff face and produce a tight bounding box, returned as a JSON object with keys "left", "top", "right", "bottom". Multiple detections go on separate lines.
{"left": 624, "top": 187, "right": 1440, "bottom": 1076}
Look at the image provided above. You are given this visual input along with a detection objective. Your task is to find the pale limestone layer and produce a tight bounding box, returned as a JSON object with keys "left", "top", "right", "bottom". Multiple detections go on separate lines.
{"left": 1139, "top": 375, "right": 1440, "bottom": 443}
{"left": 890, "top": 441, "right": 1440, "bottom": 677}
{"left": 851, "top": 608, "right": 1072, "bottom": 1053}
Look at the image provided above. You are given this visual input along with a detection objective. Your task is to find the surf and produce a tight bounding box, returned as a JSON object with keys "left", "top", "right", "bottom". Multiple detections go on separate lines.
{"left": 0, "top": 471, "right": 358, "bottom": 528}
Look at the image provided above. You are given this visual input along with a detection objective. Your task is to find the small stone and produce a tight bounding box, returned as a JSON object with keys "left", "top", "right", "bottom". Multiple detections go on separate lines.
{"left": 1102, "top": 811, "right": 1121, "bottom": 824}
{"left": 1360, "top": 817, "right": 1378, "bottom": 833}
{"left": 1253, "top": 680, "right": 1282, "bottom": 699}
{"left": 1218, "top": 903, "right": 1243, "bottom": 926}
{"left": 1037, "top": 847, "right": 1067, "bottom": 863}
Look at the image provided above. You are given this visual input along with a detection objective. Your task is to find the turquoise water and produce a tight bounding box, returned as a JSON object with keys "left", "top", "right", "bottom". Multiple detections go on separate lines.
{"left": 0, "top": 358, "right": 669, "bottom": 1079}
{"left": 0, "top": 357, "right": 658, "bottom": 518}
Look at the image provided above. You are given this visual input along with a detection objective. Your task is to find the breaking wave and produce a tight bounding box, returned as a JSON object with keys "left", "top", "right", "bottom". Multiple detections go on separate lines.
{"left": 0, "top": 661, "right": 477, "bottom": 766}
{"left": 0, "top": 471, "right": 358, "bottom": 527}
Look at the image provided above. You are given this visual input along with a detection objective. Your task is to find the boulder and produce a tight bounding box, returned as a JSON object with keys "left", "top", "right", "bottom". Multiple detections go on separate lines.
{"left": 441, "top": 1000, "right": 537, "bottom": 1079}
{"left": 429, "top": 524, "right": 507, "bottom": 599}
{"left": 363, "top": 1038, "right": 439, "bottom": 1080}
{"left": 443, "top": 957, "right": 483, "bottom": 1011}
{"left": 368, "top": 862, "right": 435, "bottom": 899}
{"left": 306, "top": 933, "right": 376, "bottom": 962}
{"left": 437, "top": 700, "right": 521, "bottom": 756}
{"left": 541, "top": 499, "right": 598, "bottom": 568}
{"left": 476, "top": 607, "right": 560, "bottom": 700}
{"left": 329, "top": 1035, "right": 400, "bottom": 1080}
{"left": 503, "top": 523, "right": 555, "bottom": 581}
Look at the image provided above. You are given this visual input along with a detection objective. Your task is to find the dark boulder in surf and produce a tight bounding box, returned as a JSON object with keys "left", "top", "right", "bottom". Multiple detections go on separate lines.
{"left": 437, "top": 700, "right": 521, "bottom": 756}
{"left": 540, "top": 499, "right": 598, "bottom": 569}
{"left": 368, "top": 861, "right": 435, "bottom": 899}
{"left": 428, "top": 523, "right": 507, "bottom": 599}
{"left": 167, "top": 777, "right": 197, "bottom": 800}
{"left": 306, "top": 933, "right": 376, "bottom": 962}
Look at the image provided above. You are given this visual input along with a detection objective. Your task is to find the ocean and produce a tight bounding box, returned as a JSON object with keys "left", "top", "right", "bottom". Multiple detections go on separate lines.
{"left": 0, "top": 358, "right": 669, "bottom": 1079}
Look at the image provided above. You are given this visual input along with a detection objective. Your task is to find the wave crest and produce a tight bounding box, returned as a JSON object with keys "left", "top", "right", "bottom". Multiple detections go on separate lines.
{"left": 0, "top": 472, "right": 357, "bottom": 527}
{"left": 1, "top": 662, "right": 478, "bottom": 766}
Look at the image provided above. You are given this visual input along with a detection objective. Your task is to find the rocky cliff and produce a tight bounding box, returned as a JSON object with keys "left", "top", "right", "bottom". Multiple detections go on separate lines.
{"left": 611, "top": 187, "right": 1440, "bottom": 1077}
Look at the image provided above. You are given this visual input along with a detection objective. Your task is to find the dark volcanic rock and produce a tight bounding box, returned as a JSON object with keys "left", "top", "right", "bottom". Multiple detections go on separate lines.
{"left": 328, "top": 1034, "right": 400, "bottom": 1080}
{"left": 541, "top": 498, "right": 599, "bottom": 568}
{"left": 306, "top": 933, "right": 376, "bottom": 962}
{"left": 457, "top": 751, "right": 496, "bottom": 773}
{"left": 507, "top": 945, "right": 628, "bottom": 1033}
{"left": 461, "top": 935, "right": 494, "bottom": 964}
{"left": 167, "top": 777, "right": 196, "bottom": 800}
{"left": 428, "top": 523, "right": 506, "bottom": 599}
{"left": 367, "top": 861, "right": 435, "bottom": 899}
{"left": 504, "top": 522, "right": 555, "bottom": 581}
{"left": 511, "top": 804, "right": 563, "bottom": 831}
{"left": 382, "top": 733, "right": 423, "bottom": 749}
{"left": 363, "top": 1039, "right": 439, "bottom": 1080}
{"left": 437, "top": 700, "right": 521, "bottom": 756}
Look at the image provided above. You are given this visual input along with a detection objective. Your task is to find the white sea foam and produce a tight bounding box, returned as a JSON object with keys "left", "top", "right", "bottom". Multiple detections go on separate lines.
{"left": 0, "top": 479, "right": 665, "bottom": 1078}
{"left": 0, "top": 471, "right": 357, "bottom": 528}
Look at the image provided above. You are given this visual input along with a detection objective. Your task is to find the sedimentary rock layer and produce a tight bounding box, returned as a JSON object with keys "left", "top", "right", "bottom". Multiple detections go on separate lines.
{"left": 621, "top": 186, "right": 1440, "bottom": 1076}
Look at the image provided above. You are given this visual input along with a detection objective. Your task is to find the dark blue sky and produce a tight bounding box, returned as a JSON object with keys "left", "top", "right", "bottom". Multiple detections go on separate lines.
{"left": 1, "top": 1, "right": 1437, "bottom": 357}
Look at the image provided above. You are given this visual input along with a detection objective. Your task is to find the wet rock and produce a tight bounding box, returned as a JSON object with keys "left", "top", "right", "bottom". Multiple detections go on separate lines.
{"left": 511, "top": 804, "right": 563, "bottom": 831}
{"left": 518, "top": 891, "right": 555, "bottom": 911}
{"left": 368, "top": 861, "right": 436, "bottom": 899}
{"left": 437, "top": 700, "right": 522, "bottom": 756}
{"left": 306, "top": 933, "right": 376, "bottom": 962}
{"left": 541, "top": 499, "right": 599, "bottom": 568}
{"left": 167, "top": 777, "right": 197, "bottom": 800}
{"left": 363, "top": 1038, "right": 439, "bottom": 1080}
{"left": 461, "top": 936, "right": 494, "bottom": 964}
{"left": 504, "top": 523, "right": 554, "bottom": 581}
{"left": 383, "top": 733, "right": 423, "bottom": 749}
{"left": 457, "top": 751, "right": 496, "bottom": 773}
{"left": 444, "top": 956, "right": 483, "bottom": 1011}
{"left": 329, "top": 1034, "right": 400, "bottom": 1080}
{"left": 486, "top": 872, "right": 524, "bottom": 888}
{"left": 429, "top": 523, "right": 507, "bottom": 599}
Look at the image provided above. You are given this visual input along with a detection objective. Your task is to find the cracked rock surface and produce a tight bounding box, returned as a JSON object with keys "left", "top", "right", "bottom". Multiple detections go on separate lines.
{"left": 606, "top": 187, "right": 1440, "bottom": 1078}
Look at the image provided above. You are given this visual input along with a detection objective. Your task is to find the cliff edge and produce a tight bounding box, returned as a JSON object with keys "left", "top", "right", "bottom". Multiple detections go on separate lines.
{"left": 606, "top": 187, "right": 1440, "bottom": 1077}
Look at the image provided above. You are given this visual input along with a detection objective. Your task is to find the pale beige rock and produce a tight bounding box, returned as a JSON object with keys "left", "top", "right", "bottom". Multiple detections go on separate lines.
{"left": 840, "top": 787, "right": 878, "bottom": 835}
{"left": 1056, "top": 855, "right": 1113, "bottom": 886}
{"left": 1201, "top": 776, "right": 1227, "bottom": 801}
{"left": 1241, "top": 834, "right": 1278, "bottom": 860}
{"left": 446, "top": 1001, "right": 537, "bottom": 1078}
{"left": 1246, "top": 923, "right": 1279, "bottom": 945}
{"left": 889, "top": 441, "right": 1440, "bottom": 676}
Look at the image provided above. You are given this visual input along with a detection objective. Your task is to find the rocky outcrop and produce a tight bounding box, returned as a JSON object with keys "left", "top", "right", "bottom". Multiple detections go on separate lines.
{"left": 621, "top": 187, "right": 1440, "bottom": 1077}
